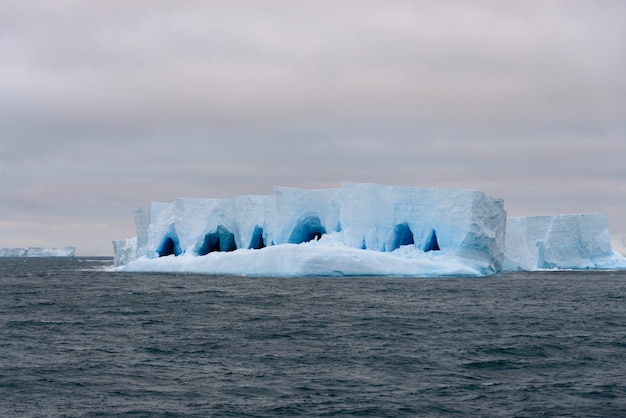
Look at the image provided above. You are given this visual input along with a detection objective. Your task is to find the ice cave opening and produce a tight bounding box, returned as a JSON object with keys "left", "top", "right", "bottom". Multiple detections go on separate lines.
{"left": 249, "top": 225, "right": 266, "bottom": 250}
{"left": 157, "top": 234, "right": 182, "bottom": 257}
{"left": 424, "top": 229, "right": 440, "bottom": 252}
{"left": 288, "top": 215, "right": 327, "bottom": 244}
{"left": 197, "top": 225, "right": 237, "bottom": 255}
{"left": 390, "top": 223, "right": 414, "bottom": 251}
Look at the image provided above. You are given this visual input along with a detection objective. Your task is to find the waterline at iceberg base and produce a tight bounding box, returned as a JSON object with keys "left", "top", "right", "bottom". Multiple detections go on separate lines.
{"left": 113, "top": 182, "right": 626, "bottom": 277}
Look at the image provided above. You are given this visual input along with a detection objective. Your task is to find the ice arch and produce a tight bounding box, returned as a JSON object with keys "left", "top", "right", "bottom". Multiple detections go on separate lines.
{"left": 249, "top": 225, "right": 266, "bottom": 250}
{"left": 288, "top": 215, "right": 326, "bottom": 244}
{"left": 197, "top": 226, "right": 237, "bottom": 255}
{"left": 423, "top": 229, "right": 440, "bottom": 252}
{"left": 157, "top": 234, "right": 182, "bottom": 257}
{"left": 390, "top": 223, "right": 415, "bottom": 251}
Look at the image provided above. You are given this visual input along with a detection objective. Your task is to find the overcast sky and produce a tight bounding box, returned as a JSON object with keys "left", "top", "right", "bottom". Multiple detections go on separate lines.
{"left": 1, "top": 1, "right": 625, "bottom": 255}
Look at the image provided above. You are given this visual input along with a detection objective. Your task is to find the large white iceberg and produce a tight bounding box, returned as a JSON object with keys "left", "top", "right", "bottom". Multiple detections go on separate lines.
{"left": 113, "top": 182, "right": 626, "bottom": 276}
{"left": 503, "top": 214, "right": 626, "bottom": 271}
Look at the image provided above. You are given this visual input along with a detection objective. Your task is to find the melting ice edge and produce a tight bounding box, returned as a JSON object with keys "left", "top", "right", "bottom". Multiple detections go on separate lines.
{"left": 113, "top": 182, "right": 626, "bottom": 277}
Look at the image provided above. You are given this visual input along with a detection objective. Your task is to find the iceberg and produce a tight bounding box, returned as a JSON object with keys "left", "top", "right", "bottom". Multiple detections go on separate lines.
{"left": 503, "top": 214, "right": 626, "bottom": 271}
{"left": 0, "top": 247, "right": 76, "bottom": 257}
{"left": 113, "top": 182, "right": 626, "bottom": 277}
{"left": 114, "top": 183, "right": 507, "bottom": 276}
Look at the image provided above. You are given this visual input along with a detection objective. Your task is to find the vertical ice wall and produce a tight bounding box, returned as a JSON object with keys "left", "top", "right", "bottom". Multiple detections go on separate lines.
{"left": 503, "top": 214, "right": 617, "bottom": 270}
{"left": 133, "top": 201, "right": 171, "bottom": 259}
{"left": 114, "top": 182, "right": 508, "bottom": 273}
{"left": 232, "top": 194, "right": 276, "bottom": 250}
{"left": 113, "top": 237, "right": 136, "bottom": 266}
{"left": 173, "top": 198, "right": 235, "bottom": 254}
{"left": 272, "top": 186, "right": 342, "bottom": 245}
{"left": 462, "top": 190, "right": 508, "bottom": 270}
{"left": 338, "top": 183, "right": 506, "bottom": 270}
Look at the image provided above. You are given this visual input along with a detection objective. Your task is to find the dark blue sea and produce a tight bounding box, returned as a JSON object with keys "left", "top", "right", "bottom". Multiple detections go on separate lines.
{"left": 1, "top": 258, "right": 626, "bottom": 417}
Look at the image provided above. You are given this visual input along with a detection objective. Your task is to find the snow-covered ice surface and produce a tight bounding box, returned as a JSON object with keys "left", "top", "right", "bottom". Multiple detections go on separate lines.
{"left": 113, "top": 182, "right": 626, "bottom": 277}
{"left": 120, "top": 233, "right": 488, "bottom": 277}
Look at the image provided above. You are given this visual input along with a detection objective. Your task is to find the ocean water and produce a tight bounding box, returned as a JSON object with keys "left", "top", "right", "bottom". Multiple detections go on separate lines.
{"left": 1, "top": 258, "right": 626, "bottom": 417}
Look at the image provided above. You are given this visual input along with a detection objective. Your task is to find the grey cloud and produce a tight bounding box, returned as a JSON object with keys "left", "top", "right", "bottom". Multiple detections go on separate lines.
{"left": 4, "top": 1, "right": 625, "bottom": 125}
{"left": 1, "top": 1, "right": 625, "bottom": 254}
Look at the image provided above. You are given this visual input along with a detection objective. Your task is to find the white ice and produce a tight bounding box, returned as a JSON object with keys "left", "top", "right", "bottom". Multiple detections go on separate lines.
{"left": 113, "top": 182, "right": 626, "bottom": 277}
{"left": 503, "top": 214, "right": 626, "bottom": 271}
{"left": 119, "top": 233, "right": 489, "bottom": 277}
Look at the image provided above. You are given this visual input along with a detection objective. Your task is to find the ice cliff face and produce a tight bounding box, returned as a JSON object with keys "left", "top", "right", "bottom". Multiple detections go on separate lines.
{"left": 503, "top": 214, "right": 625, "bottom": 271}
{"left": 114, "top": 182, "right": 507, "bottom": 275}
{"left": 113, "top": 182, "right": 626, "bottom": 276}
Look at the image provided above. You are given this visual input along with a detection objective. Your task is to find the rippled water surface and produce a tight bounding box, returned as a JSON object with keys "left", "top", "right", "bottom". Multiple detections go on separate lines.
{"left": 1, "top": 258, "right": 626, "bottom": 416}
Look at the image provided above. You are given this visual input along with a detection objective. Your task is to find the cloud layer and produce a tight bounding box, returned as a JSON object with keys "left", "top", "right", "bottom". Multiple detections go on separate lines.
{"left": 1, "top": 1, "right": 625, "bottom": 255}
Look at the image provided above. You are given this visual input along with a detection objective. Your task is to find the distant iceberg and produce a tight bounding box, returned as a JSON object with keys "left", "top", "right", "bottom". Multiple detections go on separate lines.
{"left": 0, "top": 247, "right": 76, "bottom": 257}
{"left": 113, "top": 182, "right": 626, "bottom": 277}
{"left": 503, "top": 214, "right": 626, "bottom": 271}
